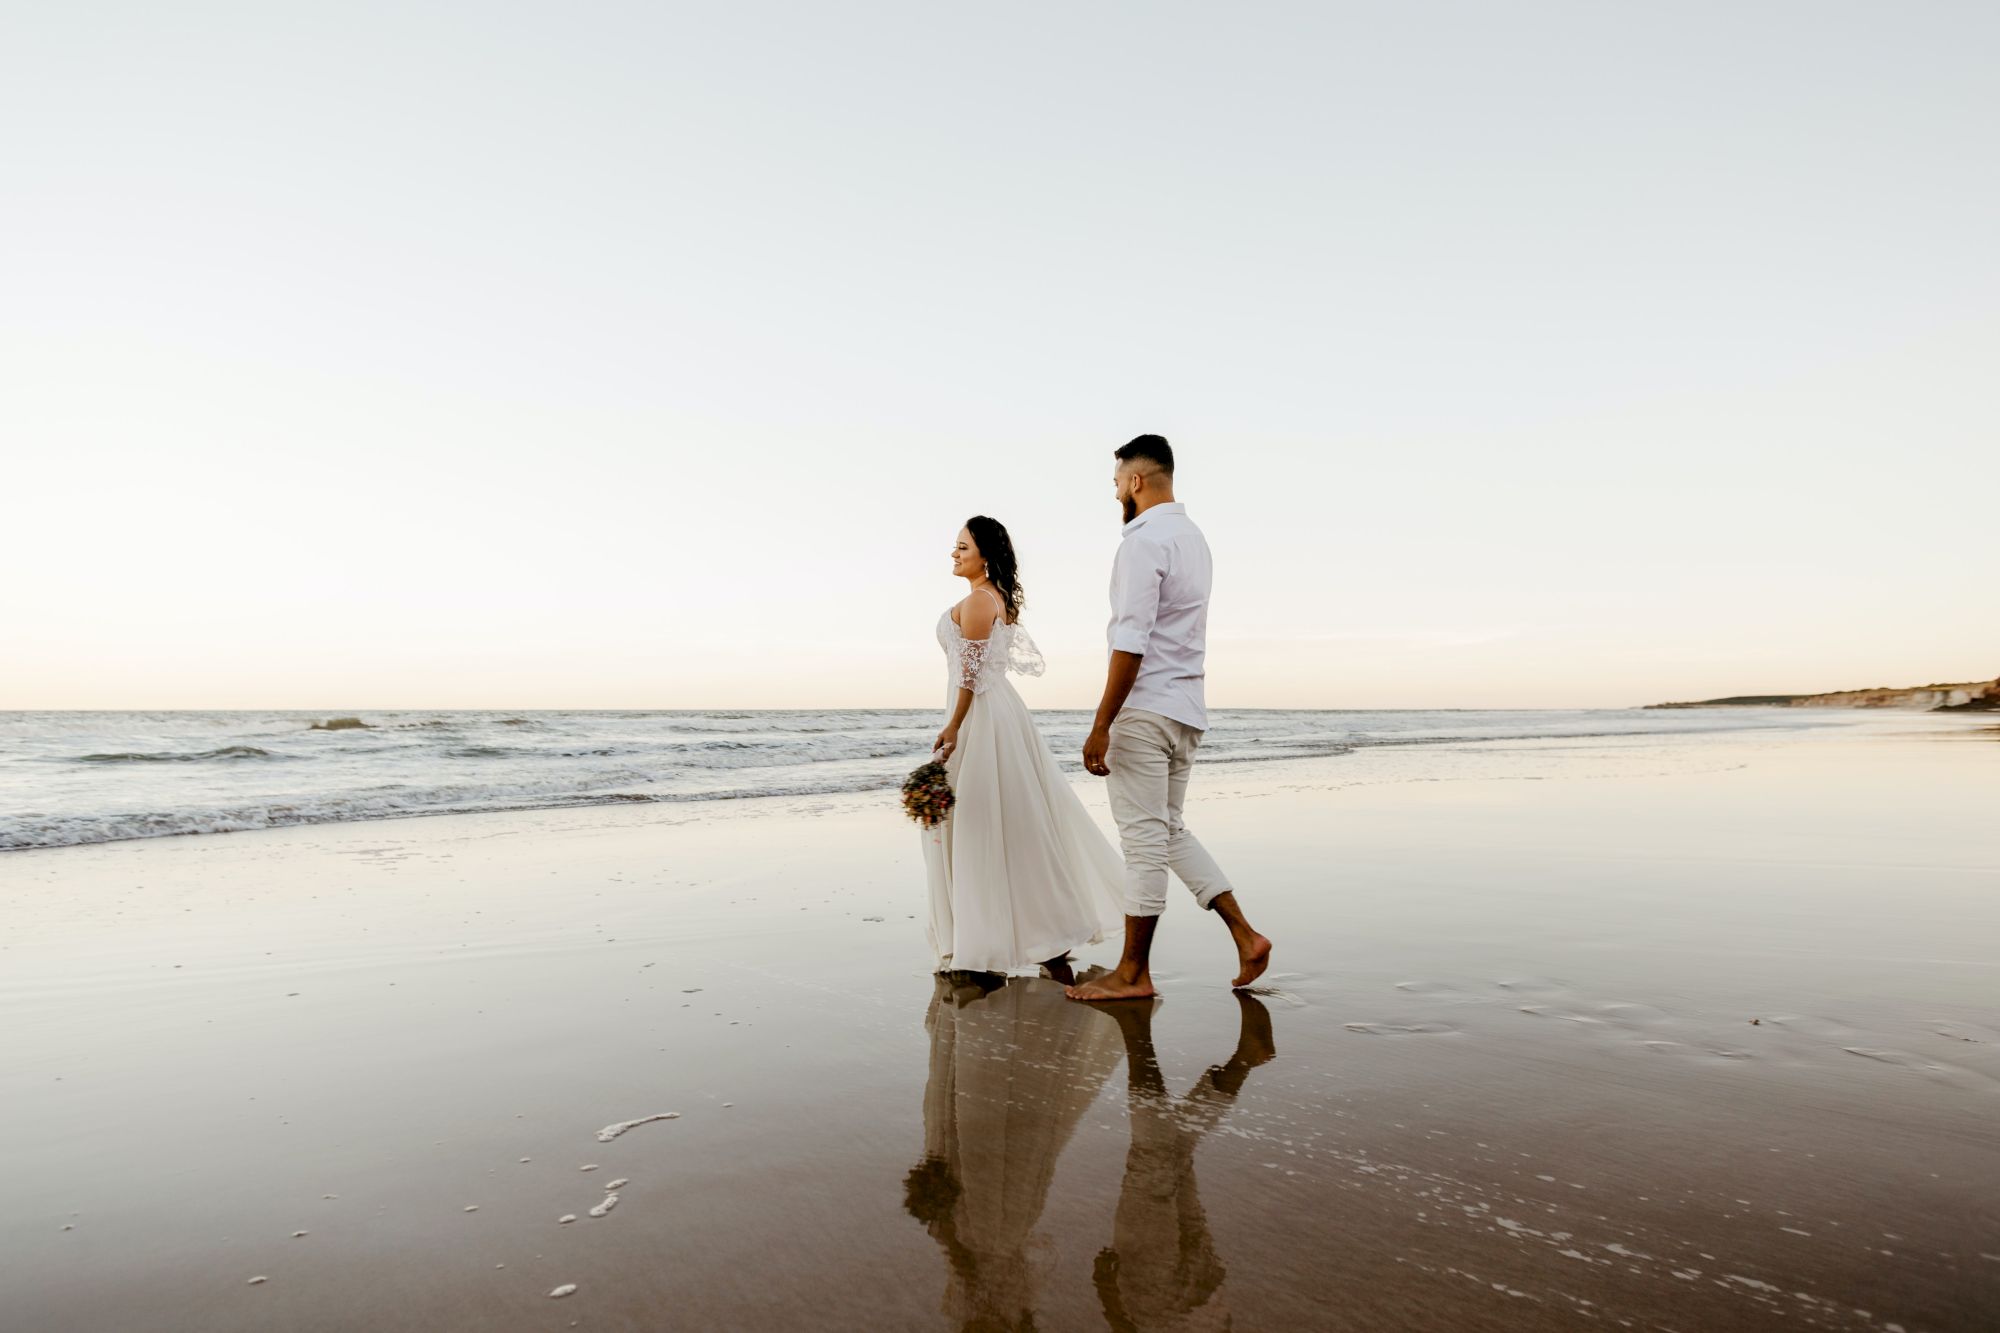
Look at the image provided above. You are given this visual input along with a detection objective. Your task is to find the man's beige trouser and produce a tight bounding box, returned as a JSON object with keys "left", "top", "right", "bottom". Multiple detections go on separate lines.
{"left": 1104, "top": 708, "right": 1232, "bottom": 917}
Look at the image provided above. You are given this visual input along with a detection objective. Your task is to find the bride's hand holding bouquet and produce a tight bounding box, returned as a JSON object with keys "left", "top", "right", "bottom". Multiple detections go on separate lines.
{"left": 902, "top": 747, "right": 956, "bottom": 829}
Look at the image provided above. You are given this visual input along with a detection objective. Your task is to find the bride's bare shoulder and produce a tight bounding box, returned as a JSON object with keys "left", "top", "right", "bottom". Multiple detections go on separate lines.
{"left": 955, "top": 590, "right": 999, "bottom": 639}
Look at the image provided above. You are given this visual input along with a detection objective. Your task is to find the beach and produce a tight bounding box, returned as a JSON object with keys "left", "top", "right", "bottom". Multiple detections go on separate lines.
{"left": 4, "top": 712, "right": 1996, "bottom": 1331}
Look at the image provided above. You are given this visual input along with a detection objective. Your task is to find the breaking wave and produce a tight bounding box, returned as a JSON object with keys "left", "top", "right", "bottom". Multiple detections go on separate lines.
{"left": 1, "top": 706, "right": 1841, "bottom": 851}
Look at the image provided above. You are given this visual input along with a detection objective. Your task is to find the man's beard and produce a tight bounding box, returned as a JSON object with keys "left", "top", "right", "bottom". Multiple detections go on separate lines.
{"left": 1121, "top": 493, "right": 1137, "bottom": 524}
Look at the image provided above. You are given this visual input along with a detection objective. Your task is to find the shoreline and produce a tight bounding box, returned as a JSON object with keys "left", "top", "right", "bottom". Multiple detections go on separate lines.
{"left": 2, "top": 705, "right": 1859, "bottom": 854}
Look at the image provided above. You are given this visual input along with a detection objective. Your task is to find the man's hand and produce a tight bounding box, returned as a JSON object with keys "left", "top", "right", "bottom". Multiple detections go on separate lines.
{"left": 1082, "top": 726, "right": 1111, "bottom": 777}
{"left": 1086, "top": 652, "right": 1144, "bottom": 777}
{"left": 1085, "top": 651, "right": 1139, "bottom": 777}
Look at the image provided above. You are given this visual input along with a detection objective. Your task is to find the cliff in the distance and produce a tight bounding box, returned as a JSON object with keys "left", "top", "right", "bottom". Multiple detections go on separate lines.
{"left": 1649, "top": 677, "right": 1999, "bottom": 712}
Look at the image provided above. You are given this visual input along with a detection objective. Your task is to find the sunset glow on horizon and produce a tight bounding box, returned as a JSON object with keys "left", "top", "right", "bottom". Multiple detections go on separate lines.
{"left": 5, "top": 3, "right": 1992, "bottom": 711}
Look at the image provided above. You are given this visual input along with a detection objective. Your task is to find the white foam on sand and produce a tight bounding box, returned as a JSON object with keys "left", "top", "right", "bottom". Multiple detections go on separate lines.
{"left": 1345, "top": 1022, "right": 1458, "bottom": 1036}
{"left": 589, "top": 1194, "right": 619, "bottom": 1218}
{"left": 596, "top": 1113, "right": 678, "bottom": 1142}
{"left": 549, "top": 1284, "right": 576, "bottom": 1298}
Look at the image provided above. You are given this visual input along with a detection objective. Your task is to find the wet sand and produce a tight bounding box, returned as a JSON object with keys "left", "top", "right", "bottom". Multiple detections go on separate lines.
{"left": 4, "top": 715, "right": 1997, "bottom": 1331}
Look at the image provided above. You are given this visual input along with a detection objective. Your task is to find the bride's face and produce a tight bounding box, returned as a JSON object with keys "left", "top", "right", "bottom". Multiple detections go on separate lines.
{"left": 951, "top": 529, "right": 983, "bottom": 579}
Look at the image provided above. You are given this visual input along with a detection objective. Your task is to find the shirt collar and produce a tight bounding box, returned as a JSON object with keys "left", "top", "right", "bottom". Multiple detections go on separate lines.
{"left": 1122, "top": 501, "right": 1185, "bottom": 535}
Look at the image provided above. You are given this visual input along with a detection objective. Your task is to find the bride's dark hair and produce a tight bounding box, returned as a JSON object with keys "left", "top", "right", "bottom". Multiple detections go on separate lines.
{"left": 964, "top": 515, "right": 1024, "bottom": 622}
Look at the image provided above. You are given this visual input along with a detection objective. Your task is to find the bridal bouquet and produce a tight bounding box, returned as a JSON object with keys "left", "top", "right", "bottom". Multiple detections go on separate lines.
{"left": 901, "top": 759, "right": 955, "bottom": 828}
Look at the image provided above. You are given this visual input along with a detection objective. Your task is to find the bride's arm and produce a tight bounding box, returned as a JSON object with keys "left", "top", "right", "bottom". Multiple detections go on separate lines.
{"left": 934, "top": 595, "right": 998, "bottom": 761}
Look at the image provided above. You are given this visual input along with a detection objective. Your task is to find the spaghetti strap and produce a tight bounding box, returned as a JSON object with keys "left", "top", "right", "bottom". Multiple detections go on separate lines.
{"left": 950, "top": 585, "right": 1010, "bottom": 631}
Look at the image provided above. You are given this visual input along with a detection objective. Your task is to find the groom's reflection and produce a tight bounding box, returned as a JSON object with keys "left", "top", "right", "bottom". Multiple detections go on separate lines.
{"left": 1092, "top": 991, "right": 1275, "bottom": 1332}
{"left": 904, "top": 973, "right": 1276, "bottom": 1332}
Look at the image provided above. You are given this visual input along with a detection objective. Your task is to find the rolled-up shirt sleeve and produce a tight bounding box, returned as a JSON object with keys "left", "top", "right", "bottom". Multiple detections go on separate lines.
{"left": 1108, "top": 536, "right": 1165, "bottom": 656}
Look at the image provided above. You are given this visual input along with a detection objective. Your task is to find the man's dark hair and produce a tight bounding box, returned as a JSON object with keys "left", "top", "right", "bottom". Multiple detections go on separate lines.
{"left": 1113, "top": 434, "right": 1174, "bottom": 475}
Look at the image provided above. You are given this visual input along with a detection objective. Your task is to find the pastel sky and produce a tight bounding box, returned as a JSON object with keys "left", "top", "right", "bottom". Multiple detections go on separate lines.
{"left": 5, "top": 2, "right": 1993, "bottom": 710}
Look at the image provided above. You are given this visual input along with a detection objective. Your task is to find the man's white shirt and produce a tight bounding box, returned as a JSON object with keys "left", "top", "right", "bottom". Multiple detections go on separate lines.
{"left": 1106, "top": 501, "right": 1212, "bottom": 732}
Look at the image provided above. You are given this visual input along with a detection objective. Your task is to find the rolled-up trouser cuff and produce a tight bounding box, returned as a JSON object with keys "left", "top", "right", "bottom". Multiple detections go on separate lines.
{"left": 1190, "top": 879, "right": 1230, "bottom": 911}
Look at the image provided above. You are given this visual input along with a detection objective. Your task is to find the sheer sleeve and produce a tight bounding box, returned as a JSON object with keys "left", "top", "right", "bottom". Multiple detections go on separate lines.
{"left": 1006, "top": 624, "right": 1045, "bottom": 678}
{"left": 957, "top": 637, "right": 992, "bottom": 693}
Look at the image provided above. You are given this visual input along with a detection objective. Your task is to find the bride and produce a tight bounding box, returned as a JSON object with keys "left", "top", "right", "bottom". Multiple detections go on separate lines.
{"left": 922, "top": 516, "right": 1126, "bottom": 983}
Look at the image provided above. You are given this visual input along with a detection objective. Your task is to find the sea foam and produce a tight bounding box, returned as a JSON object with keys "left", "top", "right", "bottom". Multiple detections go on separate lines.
{"left": 0, "top": 706, "right": 1846, "bottom": 851}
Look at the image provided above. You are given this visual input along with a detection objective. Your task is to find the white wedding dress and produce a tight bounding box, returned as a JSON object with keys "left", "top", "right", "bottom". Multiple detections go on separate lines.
{"left": 922, "top": 598, "right": 1126, "bottom": 973}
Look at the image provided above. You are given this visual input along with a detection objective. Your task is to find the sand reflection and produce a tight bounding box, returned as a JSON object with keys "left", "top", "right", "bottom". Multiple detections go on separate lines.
{"left": 906, "top": 975, "right": 1276, "bottom": 1331}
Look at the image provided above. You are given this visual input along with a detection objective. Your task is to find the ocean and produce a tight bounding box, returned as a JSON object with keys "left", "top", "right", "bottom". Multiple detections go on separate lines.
{"left": 0, "top": 707, "right": 1828, "bottom": 851}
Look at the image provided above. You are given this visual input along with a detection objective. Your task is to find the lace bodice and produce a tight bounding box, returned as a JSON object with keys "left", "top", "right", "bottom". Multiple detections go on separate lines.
{"left": 937, "top": 607, "right": 1046, "bottom": 695}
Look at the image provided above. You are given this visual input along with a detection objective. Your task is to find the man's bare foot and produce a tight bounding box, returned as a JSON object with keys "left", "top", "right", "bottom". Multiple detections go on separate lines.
{"left": 1041, "top": 954, "right": 1076, "bottom": 986}
{"left": 1231, "top": 933, "right": 1272, "bottom": 989}
{"left": 1065, "top": 971, "right": 1157, "bottom": 1003}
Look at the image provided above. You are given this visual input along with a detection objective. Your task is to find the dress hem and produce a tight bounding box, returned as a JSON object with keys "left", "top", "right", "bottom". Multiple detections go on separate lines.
{"left": 937, "top": 924, "right": 1109, "bottom": 975}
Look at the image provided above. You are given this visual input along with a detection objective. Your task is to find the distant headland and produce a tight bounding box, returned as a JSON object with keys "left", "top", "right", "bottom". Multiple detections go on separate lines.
{"left": 1648, "top": 677, "right": 1998, "bottom": 711}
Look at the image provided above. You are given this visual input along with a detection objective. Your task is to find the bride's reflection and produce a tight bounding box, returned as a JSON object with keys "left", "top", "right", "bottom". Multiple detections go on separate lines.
{"left": 905, "top": 971, "right": 1126, "bottom": 1330}
{"left": 1092, "top": 991, "right": 1275, "bottom": 1332}
{"left": 904, "top": 973, "right": 1277, "bottom": 1332}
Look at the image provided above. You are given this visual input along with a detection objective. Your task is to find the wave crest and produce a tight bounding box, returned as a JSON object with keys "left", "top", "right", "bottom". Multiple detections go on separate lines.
{"left": 77, "top": 746, "right": 277, "bottom": 763}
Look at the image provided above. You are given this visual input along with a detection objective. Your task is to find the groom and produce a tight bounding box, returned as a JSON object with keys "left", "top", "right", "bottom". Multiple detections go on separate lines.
{"left": 1068, "top": 435, "right": 1272, "bottom": 1002}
